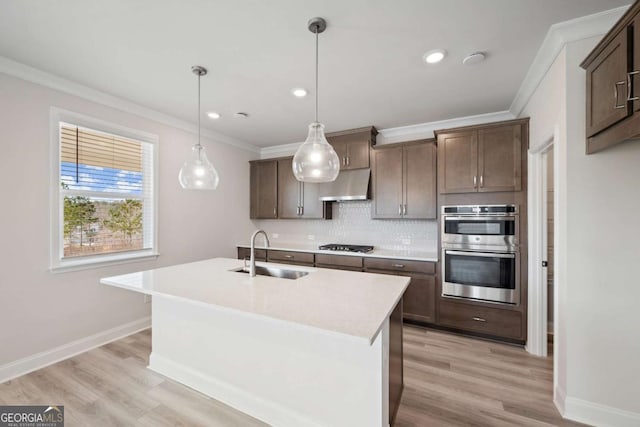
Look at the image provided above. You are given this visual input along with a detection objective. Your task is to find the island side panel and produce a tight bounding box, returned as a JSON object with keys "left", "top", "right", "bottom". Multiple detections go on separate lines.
{"left": 388, "top": 299, "right": 403, "bottom": 425}
{"left": 148, "top": 294, "right": 390, "bottom": 427}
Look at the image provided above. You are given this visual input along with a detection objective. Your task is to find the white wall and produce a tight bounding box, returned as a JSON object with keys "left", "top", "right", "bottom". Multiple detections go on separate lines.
{"left": 521, "top": 35, "right": 640, "bottom": 425}
{"left": 0, "top": 73, "right": 257, "bottom": 370}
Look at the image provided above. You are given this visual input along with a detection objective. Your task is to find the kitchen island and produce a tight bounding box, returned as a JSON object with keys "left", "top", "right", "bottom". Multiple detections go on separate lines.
{"left": 100, "top": 258, "right": 409, "bottom": 427}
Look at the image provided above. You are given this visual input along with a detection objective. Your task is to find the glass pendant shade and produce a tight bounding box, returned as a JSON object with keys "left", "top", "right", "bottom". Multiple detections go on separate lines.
{"left": 292, "top": 122, "right": 340, "bottom": 183}
{"left": 178, "top": 144, "right": 220, "bottom": 190}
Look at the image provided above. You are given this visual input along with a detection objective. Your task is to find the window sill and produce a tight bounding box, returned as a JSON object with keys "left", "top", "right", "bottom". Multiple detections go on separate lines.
{"left": 50, "top": 250, "right": 159, "bottom": 273}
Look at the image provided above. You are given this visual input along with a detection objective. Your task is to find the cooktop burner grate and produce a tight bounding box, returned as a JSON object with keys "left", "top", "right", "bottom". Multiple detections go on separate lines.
{"left": 318, "top": 244, "right": 374, "bottom": 253}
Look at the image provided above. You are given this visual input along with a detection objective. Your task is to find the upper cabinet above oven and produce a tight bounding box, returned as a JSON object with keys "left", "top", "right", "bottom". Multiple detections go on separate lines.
{"left": 435, "top": 119, "right": 528, "bottom": 194}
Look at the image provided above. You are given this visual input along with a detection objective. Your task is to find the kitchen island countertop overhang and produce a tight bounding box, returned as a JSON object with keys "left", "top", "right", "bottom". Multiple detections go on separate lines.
{"left": 100, "top": 257, "right": 410, "bottom": 344}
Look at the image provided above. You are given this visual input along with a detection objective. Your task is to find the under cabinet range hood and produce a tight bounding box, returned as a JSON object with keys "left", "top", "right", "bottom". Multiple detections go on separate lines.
{"left": 318, "top": 168, "right": 371, "bottom": 201}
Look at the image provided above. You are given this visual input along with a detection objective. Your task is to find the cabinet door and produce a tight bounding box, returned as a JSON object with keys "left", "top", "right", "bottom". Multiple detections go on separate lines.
{"left": 438, "top": 131, "right": 478, "bottom": 194}
{"left": 329, "top": 140, "right": 348, "bottom": 170}
{"left": 403, "top": 142, "right": 436, "bottom": 219}
{"left": 250, "top": 160, "right": 278, "bottom": 219}
{"left": 300, "top": 182, "right": 325, "bottom": 218}
{"left": 477, "top": 124, "right": 522, "bottom": 192}
{"left": 371, "top": 145, "right": 404, "bottom": 218}
{"left": 586, "top": 28, "right": 630, "bottom": 137}
{"left": 403, "top": 273, "right": 436, "bottom": 324}
{"left": 277, "top": 158, "right": 300, "bottom": 219}
{"left": 345, "top": 139, "right": 370, "bottom": 169}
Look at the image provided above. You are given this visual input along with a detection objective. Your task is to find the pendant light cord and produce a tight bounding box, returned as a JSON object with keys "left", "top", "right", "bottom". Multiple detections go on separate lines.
{"left": 315, "top": 26, "right": 319, "bottom": 124}
{"left": 197, "top": 71, "right": 202, "bottom": 159}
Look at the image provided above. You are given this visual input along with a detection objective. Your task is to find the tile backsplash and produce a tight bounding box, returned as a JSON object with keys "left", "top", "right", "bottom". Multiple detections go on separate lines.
{"left": 254, "top": 201, "right": 438, "bottom": 251}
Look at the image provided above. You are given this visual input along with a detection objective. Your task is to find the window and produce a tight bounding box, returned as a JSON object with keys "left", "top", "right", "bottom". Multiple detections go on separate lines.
{"left": 50, "top": 109, "right": 157, "bottom": 271}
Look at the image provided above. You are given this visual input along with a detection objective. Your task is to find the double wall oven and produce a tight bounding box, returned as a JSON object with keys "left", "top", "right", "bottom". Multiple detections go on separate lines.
{"left": 441, "top": 205, "right": 520, "bottom": 305}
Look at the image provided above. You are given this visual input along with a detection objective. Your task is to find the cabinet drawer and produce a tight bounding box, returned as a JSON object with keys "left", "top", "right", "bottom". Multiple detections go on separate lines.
{"left": 439, "top": 300, "right": 523, "bottom": 340}
{"left": 364, "top": 258, "right": 435, "bottom": 274}
{"left": 315, "top": 254, "right": 363, "bottom": 269}
{"left": 237, "top": 247, "right": 266, "bottom": 261}
{"left": 267, "top": 250, "right": 314, "bottom": 265}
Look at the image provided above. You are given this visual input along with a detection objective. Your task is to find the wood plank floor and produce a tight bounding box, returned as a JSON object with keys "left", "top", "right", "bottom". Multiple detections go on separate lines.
{"left": 0, "top": 326, "right": 582, "bottom": 426}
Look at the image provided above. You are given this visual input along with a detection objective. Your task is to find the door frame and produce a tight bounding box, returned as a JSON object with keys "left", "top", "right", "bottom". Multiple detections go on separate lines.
{"left": 526, "top": 135, "right": 555, "bottom": 357}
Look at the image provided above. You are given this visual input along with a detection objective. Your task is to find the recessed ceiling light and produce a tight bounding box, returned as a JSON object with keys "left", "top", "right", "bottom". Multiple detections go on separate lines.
{"left": 463, "top": 52, "right": 486, "bottom": 65}
{"left": 292, "top": 88, "right": 308, "bottom": 98}
{"left": 207, "top": 111, "right": 221, "bottom": 119}
{"left": 423, "top": 49, "right": 447, "bottom": 64}
{"left": 234, "top": 112, "right": 249, "bottom": 118}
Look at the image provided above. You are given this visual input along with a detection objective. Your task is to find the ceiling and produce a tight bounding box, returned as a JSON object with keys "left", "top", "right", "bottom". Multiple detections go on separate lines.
{"left": 0, "top": 0, "right": 630, "bottom": 147}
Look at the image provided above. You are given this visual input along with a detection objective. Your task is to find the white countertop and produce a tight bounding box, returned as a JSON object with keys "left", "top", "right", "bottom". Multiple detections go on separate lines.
{"left": 237, "top": 242, "right": 438, "bottom": 262}
{"left": 100, "top": 258, "right": 409, "bottom": 345}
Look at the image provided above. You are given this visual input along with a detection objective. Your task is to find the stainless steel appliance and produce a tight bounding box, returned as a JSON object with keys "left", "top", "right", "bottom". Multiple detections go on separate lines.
{"left": 441, "top": 205, "right": 520, "bottom": 305}
{"left": 318, "top": 243, "right": 374, "bottom": 253}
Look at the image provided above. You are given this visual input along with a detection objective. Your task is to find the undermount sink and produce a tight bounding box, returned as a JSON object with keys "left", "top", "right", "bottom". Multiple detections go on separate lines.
{"left": 231, "top": 266, "right": 309, "bottom": 280}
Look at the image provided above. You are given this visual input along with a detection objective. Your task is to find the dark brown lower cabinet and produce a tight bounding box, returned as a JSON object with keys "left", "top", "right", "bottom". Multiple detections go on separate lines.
{"left": 266, "top": 250, "right": 314, "bottom": 266}
{"left": 364, "top": 258, "right": 437, "bottom": 324}
{"left": 237, "top": 247, "right": 266, "bottom": 262}
{"left": 315, "top": 254, "right": 363, "bottom": 271}
{"left": 438, "top": 299, "right": 523, "bottom": 341}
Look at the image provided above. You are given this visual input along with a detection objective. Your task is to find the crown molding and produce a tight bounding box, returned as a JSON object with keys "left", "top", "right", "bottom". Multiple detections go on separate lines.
{"left": 510, "top": 5, "right": 630, "bottom": 117}
{"left": 259, "top": 110, "right": 515, "bottom": 158}
{"left": 0, "top": 56, "right": 260, "bottom": 153}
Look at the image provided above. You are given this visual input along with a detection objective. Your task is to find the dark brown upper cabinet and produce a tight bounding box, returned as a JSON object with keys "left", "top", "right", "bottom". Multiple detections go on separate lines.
{"left": 326, "top": 126, "right": 377, "bottom": 170}
{"left": 437, "top": 121, "right": 522, "bottom": 194}
{"left": 250, "top": 159, "right": 278, "bottom": 219}
{"left": 581, "top": 1, "right": 640, "bottom": 153}
{"left": 277, "top": 157, "right": 330, "bottom": 219}
{"left": 371, "top": 140, "right": 437, "bottom": 219}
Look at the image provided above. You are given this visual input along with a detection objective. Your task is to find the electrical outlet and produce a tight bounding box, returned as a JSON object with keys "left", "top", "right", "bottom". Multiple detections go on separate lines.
{"left": 307, "top": 234, "right": 315, "bottom": 241}
{"left": 144, "top": 294, "right": 152, "bottom": 304}
{"left": 272, "top": 233, "right": 279, "bottom": 239}
{"left": 401, "top": 239, "right": 411, "bottom": 245}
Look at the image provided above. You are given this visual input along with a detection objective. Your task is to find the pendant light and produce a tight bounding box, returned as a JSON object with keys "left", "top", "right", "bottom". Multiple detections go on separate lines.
{"left": 292, "top": 17, "right": 340, "bottom": 183}
{"left": 178, "top": 65, "right": 220, "bottom": 190}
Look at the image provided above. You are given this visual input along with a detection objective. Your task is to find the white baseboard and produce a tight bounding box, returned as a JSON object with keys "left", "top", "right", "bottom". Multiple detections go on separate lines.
{"left": 556, "top": 386, "right": 640, "bottom": 427}
{"left": 148, "top": 352, "right": 322, "bottom": 427}
{"left": 0, "top": 317, "right": 151, "bottom": 384}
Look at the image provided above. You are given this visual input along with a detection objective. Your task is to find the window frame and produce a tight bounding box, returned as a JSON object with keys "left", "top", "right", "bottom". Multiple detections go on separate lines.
{"left": 49, "top": 108, "right": 159, "bottom": 272}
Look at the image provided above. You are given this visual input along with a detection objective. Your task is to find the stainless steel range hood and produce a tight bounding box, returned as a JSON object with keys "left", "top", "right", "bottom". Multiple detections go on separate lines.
{"left": 318, "top": 168, "right": 370, "bottom": 202}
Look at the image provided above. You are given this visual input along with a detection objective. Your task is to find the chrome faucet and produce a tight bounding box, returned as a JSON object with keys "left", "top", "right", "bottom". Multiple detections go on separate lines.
{"left": 249, "top": 229, "right": 270, "bottom": 277}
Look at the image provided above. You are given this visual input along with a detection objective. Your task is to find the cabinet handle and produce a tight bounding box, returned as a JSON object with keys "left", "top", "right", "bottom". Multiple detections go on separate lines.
{"left": 398, "top": 204, "right": 402, "bottom": 215}
{"left": 284, "top": 255, "right": 294, "bottom": 259}
{"left": 473, "top": 176, "right": 477, "bottom": 187}
{"left": 627, "top": 71, "right": 640, "bottom": 101}
{"left": 273, "top": 207, "right": 277, "bottom": 217}
{"left": 346, "top": 156, "right": 350, "bottom": 166}
{"left": 403, "top": 204, "right": 407, "bottom": 215}
{"left": 614, "top": 80, "right": 626, "bottom": 109}
{"left": 300, "top": 206, "right": 304, "bottom": 216}
{"left": 472, "top": 317, "right": 487, "bottom": 322}
{"left": 480, "top": 175, "right": 484, "bottom": 187}
{"left": 342, "top": 157, "right": 347, "bottom": 166}
{"left": 392, "top": 264, "right": 405, "bottom": 268}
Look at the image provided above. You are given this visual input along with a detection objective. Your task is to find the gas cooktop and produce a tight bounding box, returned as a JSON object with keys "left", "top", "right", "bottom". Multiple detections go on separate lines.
{"left": 318, "top": 244, "right": 374, "bottom": 253}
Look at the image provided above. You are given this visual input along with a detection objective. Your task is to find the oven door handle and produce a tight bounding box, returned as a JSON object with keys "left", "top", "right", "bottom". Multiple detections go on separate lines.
{"left": 444, "top": 216, "right": 516, "bottom": 221}
{"left": 445, "top": 250, "right": 516, "bottom": 259}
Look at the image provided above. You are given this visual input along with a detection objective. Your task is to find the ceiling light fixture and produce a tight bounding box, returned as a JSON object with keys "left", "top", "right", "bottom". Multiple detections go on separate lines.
{"left": 207, "top": 111, "right": 221, "bottom": 119}
{"left": 178, "top": 66, "right": 220, "bottom": 190}
{"left": 292, "top": 88, "right": 308, "bottom": 98}
{"left": 423, "top": 49, "right": 447, "bottom": 64}
{"left": 292, "top": 17, "right": 340, "bottom": 183}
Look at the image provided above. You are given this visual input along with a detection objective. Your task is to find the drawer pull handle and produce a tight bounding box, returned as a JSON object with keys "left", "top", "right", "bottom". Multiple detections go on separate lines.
{"left": 392, "top": 264, "right": 405, "bottom": 268}
{"left": 614, "top": 80, "right": 626, "bottom": 109}
{"left": 284, "top": 255, "right": 294, "bottom": 259}
{"left": 472, "top": 317, "right": 487, "bottom": 322}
